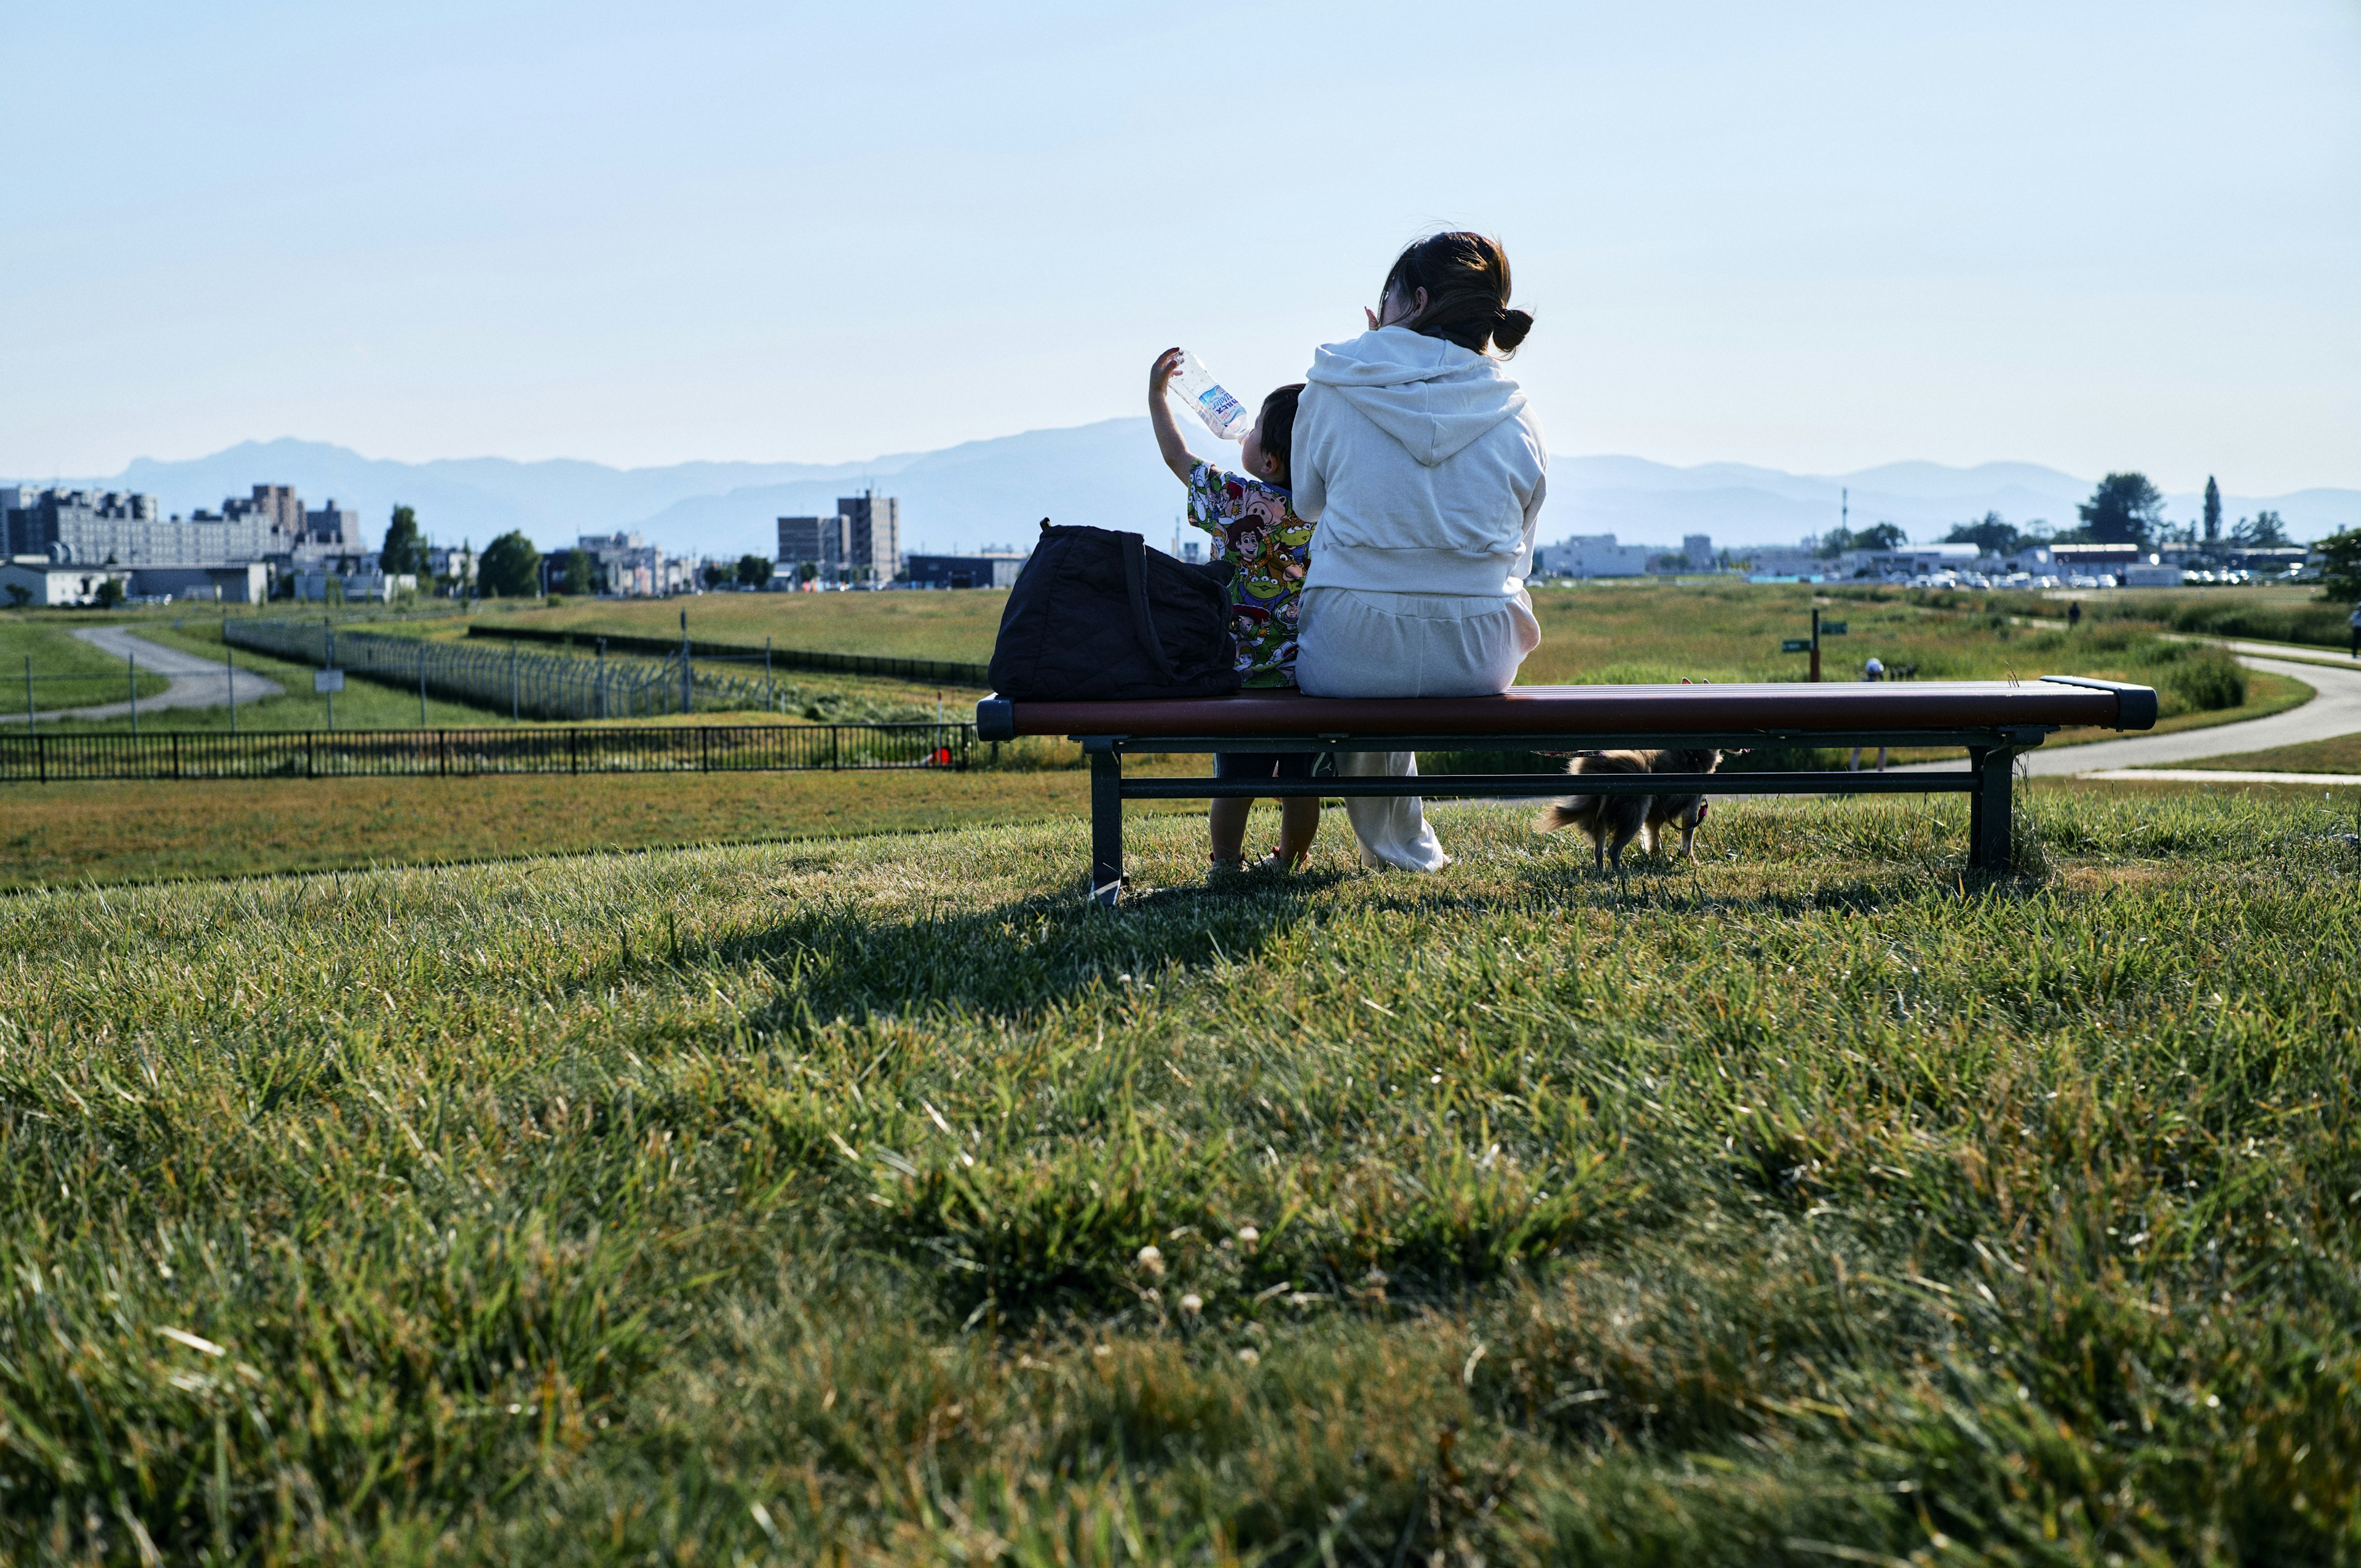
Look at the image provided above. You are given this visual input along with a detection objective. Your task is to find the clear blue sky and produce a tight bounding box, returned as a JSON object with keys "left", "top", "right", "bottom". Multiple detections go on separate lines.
{"left": 3, "top": 0, "right": 2355, "bottom": 493}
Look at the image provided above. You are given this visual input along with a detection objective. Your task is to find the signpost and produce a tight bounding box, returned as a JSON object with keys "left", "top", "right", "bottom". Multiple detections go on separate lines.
{"left": 1782, "top": 609, "right": 1848, "bottom": 681}
{"left": 315, "top": 667, "right": 344, "bottom": 729}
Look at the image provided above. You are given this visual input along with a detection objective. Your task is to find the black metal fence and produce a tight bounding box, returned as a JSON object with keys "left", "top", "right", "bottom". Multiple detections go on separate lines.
{"left": 0, "top": 723, "right": 975, "bottom": 783}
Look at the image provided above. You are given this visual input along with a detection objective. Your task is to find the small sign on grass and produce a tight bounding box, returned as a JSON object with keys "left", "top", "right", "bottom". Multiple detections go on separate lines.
{"left": 1781, "top": 638, "right": 1811, "bottom": 653}
{"left": 314, "top": 669, "right": 345, "bottom": 693}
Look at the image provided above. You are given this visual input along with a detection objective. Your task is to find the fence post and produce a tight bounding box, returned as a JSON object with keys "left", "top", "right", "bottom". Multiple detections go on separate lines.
{"left": 36, "top": 731, "right": 44, "bottom": 784}
{"left": 128, "top": 650, "right": 137, "bottom": 736}
{"left": 225, "top": 635, "right": 237, "bottom": 736}
{"left": 511, "top": 642, "right": 519, "bottom": 721}
{"left": 569, "top": 727, "right": 579, "bottom": 775}
{"left": 765, "top": 636, "right": 773, "bottom": 711}
{"left": 173, "top": 732, "right": 182, "bottom": 779}
{"left": 22, "top": 655, "right": 31, "bottom": 726}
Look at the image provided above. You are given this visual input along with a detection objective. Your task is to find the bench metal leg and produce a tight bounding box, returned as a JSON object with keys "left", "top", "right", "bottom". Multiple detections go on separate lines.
{"left": 1088, "top": 742, "right": 1123, "bottom": 906}
{"left": 1967, "top": 745, "right": 2015, "bottom": 874}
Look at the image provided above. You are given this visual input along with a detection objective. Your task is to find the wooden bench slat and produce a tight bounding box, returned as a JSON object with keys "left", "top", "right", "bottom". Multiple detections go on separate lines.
{"left": 978, "top": 677, "right": 2153, "bottom": 741}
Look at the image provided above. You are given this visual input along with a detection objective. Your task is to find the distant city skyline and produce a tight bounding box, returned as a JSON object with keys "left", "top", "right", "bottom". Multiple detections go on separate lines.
{"left": 2, "top": 1, "right": 2355, "bottom": 493}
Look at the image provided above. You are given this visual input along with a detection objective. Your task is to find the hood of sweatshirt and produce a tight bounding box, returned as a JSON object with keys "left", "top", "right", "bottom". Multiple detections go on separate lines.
{"left": 1305, "top": 325, "right": 1529, "bottom": 469}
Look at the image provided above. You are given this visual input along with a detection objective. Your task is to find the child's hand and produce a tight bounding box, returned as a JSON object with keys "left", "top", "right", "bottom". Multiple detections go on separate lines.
{"left": 1149, "top": 346, "right": 1184, "bottom": 397}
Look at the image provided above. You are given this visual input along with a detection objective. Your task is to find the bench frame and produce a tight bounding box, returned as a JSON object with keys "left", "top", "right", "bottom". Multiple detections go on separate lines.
{"left": 978, "top": 675, "right": 2156, "bottom": 905}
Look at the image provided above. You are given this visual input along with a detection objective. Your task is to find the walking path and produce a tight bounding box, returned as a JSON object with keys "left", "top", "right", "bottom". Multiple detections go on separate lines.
{"left": 1882, "top": 654, "right": 2361, "bottom": 775}
{"left": 2082, "top": 769, "right": 2361, "bottom": 785}
{"left": 0, "top": 627, "right": 282, "bottom": 725}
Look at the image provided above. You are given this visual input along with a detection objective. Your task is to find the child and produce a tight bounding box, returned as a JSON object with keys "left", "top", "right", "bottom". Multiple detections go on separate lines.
{"left": 1147, "top": 346, "right": 1318, "bottom": 877}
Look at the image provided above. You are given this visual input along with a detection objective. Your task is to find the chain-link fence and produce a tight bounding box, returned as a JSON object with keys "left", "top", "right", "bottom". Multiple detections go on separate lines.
{"left": 223, "top": 619, "right": 721, "bottom": 720}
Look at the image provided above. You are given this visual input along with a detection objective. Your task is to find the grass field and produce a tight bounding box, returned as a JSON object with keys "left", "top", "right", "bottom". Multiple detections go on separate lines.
{"left": 2000, "top": 585, "right": 2351, "bottom": 649}
{"left": 28, "top": 619, "right": 966, "bottom": 736}
{"left": 1, "top": 789, "right": 2354, "bottom": 1562}
{"left": 0, "top": 769, "right": 1193, "bottom": 890}
{"left": 0, "top": 617, "right": 172, "bottom": 713}
{"left": 2173, "top": 731, "right": 2361, "bottom": 774}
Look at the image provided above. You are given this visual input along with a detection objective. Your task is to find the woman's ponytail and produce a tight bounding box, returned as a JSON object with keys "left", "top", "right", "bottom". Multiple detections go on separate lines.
{"left": 1382, "top": 232, "right": 1534, "bottom": 357}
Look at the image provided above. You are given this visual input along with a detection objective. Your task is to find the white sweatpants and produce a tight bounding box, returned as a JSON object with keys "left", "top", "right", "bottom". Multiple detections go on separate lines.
{"left": 1295, "top": 587, "right": 1541, "bottom": 872}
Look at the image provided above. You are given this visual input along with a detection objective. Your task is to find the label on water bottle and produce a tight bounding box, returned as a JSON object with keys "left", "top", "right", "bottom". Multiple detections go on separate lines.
{"left": 1196, "top": 387, "right": 1247, "bottom": 431}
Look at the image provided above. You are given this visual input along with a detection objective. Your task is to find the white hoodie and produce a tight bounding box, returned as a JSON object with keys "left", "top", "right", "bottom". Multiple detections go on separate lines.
{"left": 1291, "top": 325, "right": 1547, "bottom": 599}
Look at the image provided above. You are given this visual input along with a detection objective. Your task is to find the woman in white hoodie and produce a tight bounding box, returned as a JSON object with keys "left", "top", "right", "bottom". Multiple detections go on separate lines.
{"left": 1291, "top": 232, "right": 1546, "bottom": 870}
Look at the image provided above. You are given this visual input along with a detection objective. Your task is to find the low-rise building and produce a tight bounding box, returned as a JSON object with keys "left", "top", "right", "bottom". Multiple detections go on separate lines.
{"left": 1, "top": 557, "right": 132, "bottom": 606}
{"left": 903, "top": 552, "right": 1027, "bottom": 589}
{"left": 1531, "top": 533, "right": 1661, "bottom": 578}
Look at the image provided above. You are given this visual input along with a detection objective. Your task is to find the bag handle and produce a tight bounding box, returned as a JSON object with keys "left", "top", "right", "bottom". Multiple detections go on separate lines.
{"left": 1120, "top": 533, "right": 1177, "bottom": 682}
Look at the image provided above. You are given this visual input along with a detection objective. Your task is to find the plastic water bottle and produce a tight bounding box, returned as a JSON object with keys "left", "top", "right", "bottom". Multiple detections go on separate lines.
{"left": 1169, "top": 350, "right": 1255, "bottom": 441}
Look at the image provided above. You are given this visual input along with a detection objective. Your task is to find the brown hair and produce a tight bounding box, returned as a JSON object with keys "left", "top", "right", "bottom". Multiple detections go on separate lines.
{"left": 1258, "top": 382, "right": 1305, "bottom": 480}
{"left": 1382, "top": 232, "right": 1533, "bottom": 355}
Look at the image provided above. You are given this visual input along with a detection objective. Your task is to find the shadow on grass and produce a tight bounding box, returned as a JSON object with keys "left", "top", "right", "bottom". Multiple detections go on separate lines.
{"left": 702, "top": 873, "right": 1343, "bottom": 1026}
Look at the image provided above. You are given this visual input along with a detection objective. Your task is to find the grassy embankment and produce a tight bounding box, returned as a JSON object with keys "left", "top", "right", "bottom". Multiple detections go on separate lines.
{"left": 2, "top": 792, "right": 2356, "bottom": 1561}
{"left": 0, "top": 619, "right": 172, "bottom": 713}
{"left": 25, "top": 617, "right": 961, "bottom": 734}
{"left": 1998, "top": 584, "right": 2351, "bottom": 649}
{"left": 2172, "top": 733, "right": 2361, "bottom": 774}
{"left": 0, "top": 585, "right": 2322, "bottom": 887}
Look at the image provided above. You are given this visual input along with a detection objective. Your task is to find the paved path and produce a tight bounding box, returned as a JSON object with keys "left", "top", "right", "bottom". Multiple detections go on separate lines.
{"left": 1885, "top": 654, "right": 2361, "bottom": 775}
{"left": 2028, "top": 655, "right": 2361, "bottom": 774}
{"left": 0, "top": 627, "right": 282, "bottom": 725}
{"left": 2083, "top": 769, "right": 2361, "bottom": 785}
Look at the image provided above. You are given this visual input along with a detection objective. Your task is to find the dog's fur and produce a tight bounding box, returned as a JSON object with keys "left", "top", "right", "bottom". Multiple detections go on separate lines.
{"left": 1536, "top": 748, "right": 1723, "bottom": 870}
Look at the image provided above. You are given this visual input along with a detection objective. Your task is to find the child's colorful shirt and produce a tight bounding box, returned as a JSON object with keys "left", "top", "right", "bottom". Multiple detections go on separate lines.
{"left": 1184, "top": 461, "right": 1314, "bottom": 687}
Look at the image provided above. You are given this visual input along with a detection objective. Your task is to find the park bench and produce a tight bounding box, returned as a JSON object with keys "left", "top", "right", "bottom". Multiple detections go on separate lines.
{"left": 975, "top": 677, "right": 2158, "bottom": 904}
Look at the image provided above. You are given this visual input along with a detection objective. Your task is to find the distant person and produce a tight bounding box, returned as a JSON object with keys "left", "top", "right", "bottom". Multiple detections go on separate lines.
{"left": 1850, "top": 656, "right": 1888, "bottom": 772}
{"left": 1146, "top": 347, "right": 1319, "bottom": 877}
{"left": 2068, "top": 600, "right": 2082, "bottom": 632}
{"left": 1292, "top": 231, "right": 1546, "bottom": 871}
{"left": 2349, "top": 601, "right": 2360, "bottom": 659}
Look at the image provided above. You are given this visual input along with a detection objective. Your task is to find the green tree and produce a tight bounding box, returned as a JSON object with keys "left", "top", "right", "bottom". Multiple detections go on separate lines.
{"left": 2202, "top": 477, "right": 2222, "bottom": 545}
{"left": 2232, "top": 510, "right": 2290, "bottom": 548}
{"left": 1944, "top": 511, "right": 2022, "bottom": 556}
{"left": 736, "top": 553, "right": 775, "bottom": 588}
{"left": 92, "top": 578, "right": 125, "bottom": 609}
{"left": 797, "top": 560, "right": 819, "bottom": 584}
{"left": 478, "top": 531, "right": 543, "bottom": 598}
{"left": 2313, "top": 528, "right": 2361, "bottom": 603}
{"left": 381, "top": 505, "right": 425, "bottom": 575}
{"left": 2076, "top": 472, "right": 2164, "bottom": 546}
{"left": 562, "top": 548, "right": 595, "bottom": 596}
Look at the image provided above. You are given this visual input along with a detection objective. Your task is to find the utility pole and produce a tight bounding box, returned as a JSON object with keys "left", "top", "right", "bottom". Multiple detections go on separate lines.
{"left": 1841, "top": 488, "right": 1849, "bottom": 534}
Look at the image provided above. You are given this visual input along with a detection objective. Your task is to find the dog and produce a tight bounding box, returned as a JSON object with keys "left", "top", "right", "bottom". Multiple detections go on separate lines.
{"left": 1537, "top": 748, "right": 1723, "bottom": 871}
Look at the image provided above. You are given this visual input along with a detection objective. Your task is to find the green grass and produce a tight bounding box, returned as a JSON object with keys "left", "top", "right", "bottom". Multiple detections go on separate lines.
{"left": 486, "top": 589, "right": 1011, "bottom": 664}
{"left": 1996, "top": 585, "right": 2350, "bottom": 649}
{"left": 0, "top": 769, "right": 1191, "bottom": 890}
{"left": 0, "top": 616, "right": 172, "bottom": 713}
{"left": 2, "top": 788, "right": 2356, "bottom": 1562}
{"left": 2170, "top": 731, "right": 2361, "bottom": 774}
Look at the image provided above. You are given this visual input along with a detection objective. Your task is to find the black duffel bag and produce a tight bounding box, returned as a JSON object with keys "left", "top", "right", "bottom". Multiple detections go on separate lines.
{"left": 987, "top": 521, "right": 1241, "bottom": 701}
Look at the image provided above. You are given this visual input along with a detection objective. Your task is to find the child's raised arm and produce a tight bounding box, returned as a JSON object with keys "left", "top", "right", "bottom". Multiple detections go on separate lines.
{"left": 1147, "top": 347, "right": 1198, "bottom": 485}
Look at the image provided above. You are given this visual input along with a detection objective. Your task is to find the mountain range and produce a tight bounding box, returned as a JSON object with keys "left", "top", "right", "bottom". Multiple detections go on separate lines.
{"left": 21, "top": 424, "right": 2358, "bottom": 560}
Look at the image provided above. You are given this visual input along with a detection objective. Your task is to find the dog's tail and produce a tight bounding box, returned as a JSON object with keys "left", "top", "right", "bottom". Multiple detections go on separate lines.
{"left": 1536, "top": 798, "right": 1587, "bottom": 833}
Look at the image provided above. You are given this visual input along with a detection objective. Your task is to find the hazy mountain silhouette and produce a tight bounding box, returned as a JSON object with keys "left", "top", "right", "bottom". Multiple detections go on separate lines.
{"left": 28, "top": 425, "right": 2356, "bottom": 557}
